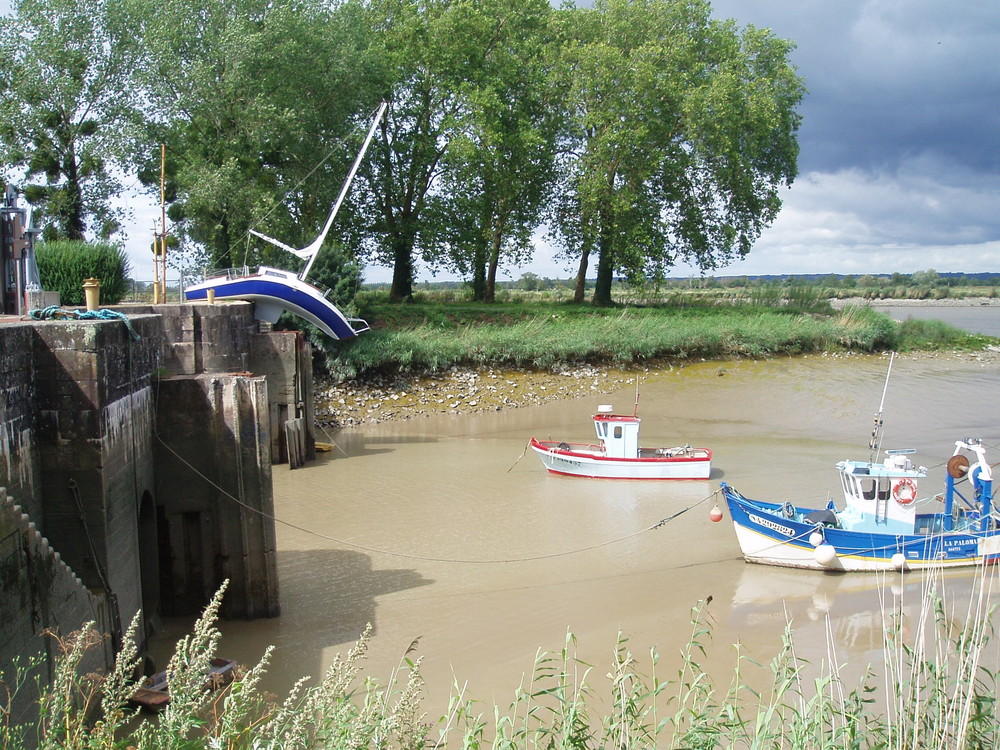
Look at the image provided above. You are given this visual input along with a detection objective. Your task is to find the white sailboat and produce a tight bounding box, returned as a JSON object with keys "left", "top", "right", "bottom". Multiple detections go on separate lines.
{"left": 185, "top": 102, "right": 387, "bottom": 340}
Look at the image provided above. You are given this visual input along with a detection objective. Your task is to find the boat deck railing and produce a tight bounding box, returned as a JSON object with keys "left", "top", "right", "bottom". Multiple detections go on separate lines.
{"left": 195, "top": 265, "right": 342, "bottom": 300}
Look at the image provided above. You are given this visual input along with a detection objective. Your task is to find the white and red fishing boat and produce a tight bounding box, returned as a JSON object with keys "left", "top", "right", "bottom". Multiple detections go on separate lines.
{"left": 529, "top": 404, "right": 712, "bottom": 480}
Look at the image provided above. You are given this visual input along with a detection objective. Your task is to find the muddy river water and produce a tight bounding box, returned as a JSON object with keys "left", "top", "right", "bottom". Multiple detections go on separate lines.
{"left": 153, "top": 350, "right": 1000, "bottom": 717}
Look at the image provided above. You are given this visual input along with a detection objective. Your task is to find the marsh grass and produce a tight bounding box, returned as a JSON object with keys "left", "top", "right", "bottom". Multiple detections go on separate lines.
{"left": 327, "top": 303, "right": 911, "bottom": 380}
{"left": 5, "top": 568, "right": 999, "bottom": 749}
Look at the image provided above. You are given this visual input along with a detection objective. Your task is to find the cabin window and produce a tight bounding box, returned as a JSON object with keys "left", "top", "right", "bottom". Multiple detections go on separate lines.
{"left": 876, "top": 480, "right": 891, "bottom": 500}
{"left": 614, "top": 426, "right": 623, "bottom": 439}
{"left": 862, "top": 479, "right": 876, "bottom": 500}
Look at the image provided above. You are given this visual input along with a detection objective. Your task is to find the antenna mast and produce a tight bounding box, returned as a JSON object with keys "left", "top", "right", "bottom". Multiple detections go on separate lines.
{"left": 868, "top": 352, "right": 895, "bottom": 463}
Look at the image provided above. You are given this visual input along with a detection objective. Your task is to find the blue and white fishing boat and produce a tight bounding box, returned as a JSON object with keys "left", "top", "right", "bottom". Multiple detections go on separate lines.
{"left": 720, "top": 356, "right": 998, "bottom": 571}
{"left": 185, "top": 103, "right": 387, "bottom": 340}
{"left": 721, "top": 439, "right": 997, "bottom": 571}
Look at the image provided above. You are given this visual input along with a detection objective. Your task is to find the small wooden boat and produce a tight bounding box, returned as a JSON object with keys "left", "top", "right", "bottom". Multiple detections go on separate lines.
{"left": 721, "top": 438, "right": 998, "bottom": 571}
{"left": 530, "top": 404, "right": 712, "bottom": 480}
{"left": 129, "top": 657, "right": 237, "bottom": 712}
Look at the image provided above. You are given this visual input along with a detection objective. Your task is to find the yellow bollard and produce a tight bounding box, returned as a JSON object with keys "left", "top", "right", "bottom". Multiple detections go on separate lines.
{"left": 83, "top": 278, "right": 101, "bottom": 311}
{"left": 207, "top": 288, "right": 215, "bottom": 304}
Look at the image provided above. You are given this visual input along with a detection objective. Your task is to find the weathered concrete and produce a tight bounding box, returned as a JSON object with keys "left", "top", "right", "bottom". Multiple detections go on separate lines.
{"left": 0, "top": 301, "right": 311, "bottom": 733}
{"left": 250, "top": 330, "right": 316, "bottom": 464}
{"left": 153, "top": 374, "right": 279, "bottom": 619}
{"left": 0, "top": 490, "right": 109, "bottom": 735}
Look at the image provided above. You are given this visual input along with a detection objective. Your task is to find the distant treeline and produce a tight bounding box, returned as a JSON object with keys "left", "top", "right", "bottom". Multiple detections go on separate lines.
{"left": 363, "top": 269, "right": 1000, "bottom": 293}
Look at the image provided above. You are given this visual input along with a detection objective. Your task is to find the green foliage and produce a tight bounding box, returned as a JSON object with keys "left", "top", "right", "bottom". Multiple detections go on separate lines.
{"left": 0, "top": 0, "right": 142, "bottom": 240}
{"left": 36, "top": 240, "right": 132, "bottom": 305}
{"left": 132, "top": 0, "right": 384, "bottom": 271}
{"left": 547, "top": 0, "right": 805, "bottom": 305}
{"left": 894, "top": 318, "right": 994, "bottom": 352}
{"left": 322, "top": 300, "right": 923, "bottom": 379}
{"left": 5, "top": 573, "right": 1000, "bottom": 749}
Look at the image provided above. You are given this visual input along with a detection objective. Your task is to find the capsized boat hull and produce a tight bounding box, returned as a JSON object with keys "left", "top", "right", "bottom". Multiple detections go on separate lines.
{"left": 129, "top": 658, "right": 237, "bottom": 712}
{"left": 185, "top": 266, "right": 368, "bottom": 340}
{"left": 530, "top": 438, "right": 712, "bottom": 480}
{"left": 721, "top": 483, "right": 1000, "bottom": 571}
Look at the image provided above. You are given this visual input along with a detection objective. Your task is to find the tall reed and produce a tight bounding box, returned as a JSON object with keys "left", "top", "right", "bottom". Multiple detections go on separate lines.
{"left": 3, "top": 570, "right": 997, "bottom": 748}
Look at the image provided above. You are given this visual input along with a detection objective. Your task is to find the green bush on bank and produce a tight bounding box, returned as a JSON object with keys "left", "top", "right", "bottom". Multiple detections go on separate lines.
{"left": 3, "top": 575, "right": 998, "bottom": 749}
{"left": 36, "top": 240, "right": 132, "bottom": 306}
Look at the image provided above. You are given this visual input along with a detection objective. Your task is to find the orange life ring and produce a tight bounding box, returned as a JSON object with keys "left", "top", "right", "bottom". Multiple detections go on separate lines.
{"left": 893, "top": 477, "right": 917, "bottom": 505}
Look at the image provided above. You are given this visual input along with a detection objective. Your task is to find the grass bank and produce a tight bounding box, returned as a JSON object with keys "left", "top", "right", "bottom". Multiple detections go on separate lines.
{"left": 323, "top": 299, "right": 994, "bottom": 381}
{"left": 7, "top": 573, "right": 998, "bottom": 749}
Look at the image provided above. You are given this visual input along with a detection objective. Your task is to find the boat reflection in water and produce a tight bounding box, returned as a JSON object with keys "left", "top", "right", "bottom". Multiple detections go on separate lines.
{"left": 726, "top": 562, "right": 999, "bottom": 679}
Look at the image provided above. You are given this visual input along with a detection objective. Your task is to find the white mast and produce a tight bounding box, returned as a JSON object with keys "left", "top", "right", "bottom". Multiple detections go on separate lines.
{"left": 251, "top": 101, "right": 388, "bottom": 282}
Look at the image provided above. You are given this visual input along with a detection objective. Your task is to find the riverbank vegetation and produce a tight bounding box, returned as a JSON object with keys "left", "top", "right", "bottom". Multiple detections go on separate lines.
{"left": 2, "top": 0, "right": 804, "bottom": 306}
{"left": 5, "top": 574, "right": 997, "bottom": 749}
{"left": 321, "top": 292, "right": 994, "bottom": 381}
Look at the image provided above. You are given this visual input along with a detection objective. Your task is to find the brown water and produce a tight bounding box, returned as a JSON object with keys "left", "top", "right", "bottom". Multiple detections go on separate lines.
{"left": 151, "top": 352, "right": 1000, "bottom": 715}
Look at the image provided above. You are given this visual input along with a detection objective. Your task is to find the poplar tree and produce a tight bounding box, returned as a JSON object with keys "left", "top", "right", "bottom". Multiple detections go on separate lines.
{"left": 549, "top": 0, "right": 805, "bottom": 305}
{"left": 0, "top": 0, "right": 142, "bottom": 240}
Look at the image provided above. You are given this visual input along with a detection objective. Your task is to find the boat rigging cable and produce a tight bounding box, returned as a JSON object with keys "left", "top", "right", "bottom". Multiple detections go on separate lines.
{"left": 155, "top": 432, "right": 719, "bottom": 565}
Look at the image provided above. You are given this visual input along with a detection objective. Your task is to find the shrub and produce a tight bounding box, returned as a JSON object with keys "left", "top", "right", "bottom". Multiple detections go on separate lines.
{"left": 35, "top": 240, "right": 132, "bottom": 306}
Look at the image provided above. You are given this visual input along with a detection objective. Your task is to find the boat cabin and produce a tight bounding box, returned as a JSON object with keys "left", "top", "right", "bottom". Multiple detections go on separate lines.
{"left": 836, "top": 450, "right": 928, "bottom": 534}
{"left": 593, "top": 405, "right": 640, "bottom": 459}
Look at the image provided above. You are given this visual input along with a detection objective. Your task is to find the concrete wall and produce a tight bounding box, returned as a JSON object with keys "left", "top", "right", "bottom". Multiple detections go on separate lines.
{"left": 0, "top": 324, "right": 40, "bottom": 519}
{"left": 30, "top": 315, "right": 161, "bottom": 644}
{"left": 0, "top": 491, "right": 108, "bottom": 734}
{"left": 0, "top": 301, "right": 305, "bottom": 728}
{"left": 153, "top": 374, "right": 280, "bottom": 619}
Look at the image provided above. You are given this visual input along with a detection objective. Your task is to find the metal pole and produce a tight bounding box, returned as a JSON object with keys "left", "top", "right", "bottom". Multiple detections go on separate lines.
{"left": 300, "top": 101, "right": 387, "bottom": 281}
{"left": 160, "top": 144, "right": 167, "bottom": 302}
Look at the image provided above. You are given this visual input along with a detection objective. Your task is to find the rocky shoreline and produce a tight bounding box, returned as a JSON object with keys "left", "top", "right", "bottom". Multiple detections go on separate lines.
{"left": 315, "top": 348, "right": 999, "bottom": 430}
{"left": 315, "top": 298, "right": 1000, "bottom": 430}
{"left": 315, "top": 363, "right": 650, "bottom": 429}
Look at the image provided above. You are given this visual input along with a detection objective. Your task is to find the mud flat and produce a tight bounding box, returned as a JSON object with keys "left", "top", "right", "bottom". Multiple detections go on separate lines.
{"left": 315, "top": 348, "right": 999, "bottom": 429}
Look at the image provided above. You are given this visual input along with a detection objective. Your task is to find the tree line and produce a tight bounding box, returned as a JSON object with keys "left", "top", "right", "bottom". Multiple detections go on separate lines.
{"left": 0, "top": 0, "right": 804, "bottom": 305}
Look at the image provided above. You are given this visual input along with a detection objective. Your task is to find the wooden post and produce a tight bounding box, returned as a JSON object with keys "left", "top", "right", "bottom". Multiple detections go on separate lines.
{"left": 152, "top": 229, "right": 160, "bottom": 304}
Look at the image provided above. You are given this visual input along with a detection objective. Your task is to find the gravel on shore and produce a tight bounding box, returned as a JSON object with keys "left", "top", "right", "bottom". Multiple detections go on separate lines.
{"left": 315, "top": 364, "right": 648, "bottom": 429}
{"left": 315, "top": 347, "right": 1000, "bottom": 430}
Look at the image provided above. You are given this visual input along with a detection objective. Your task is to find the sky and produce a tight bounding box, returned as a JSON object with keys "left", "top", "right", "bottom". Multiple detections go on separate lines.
{"left": 4, "top": 0, "right": 999, "bottom": 284}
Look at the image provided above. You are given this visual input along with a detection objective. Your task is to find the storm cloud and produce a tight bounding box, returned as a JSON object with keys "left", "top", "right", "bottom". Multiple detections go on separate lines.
{"left": 698, "top": 0, "right": 1000, "bottom": 277}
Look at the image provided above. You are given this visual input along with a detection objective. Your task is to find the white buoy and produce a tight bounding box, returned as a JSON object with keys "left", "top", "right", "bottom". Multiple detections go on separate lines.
{"left": 814, "top": 543, "right": 839, "bottom": 567}
{"left": 809, "top": 531, "right": 824, "bottom": 547}
{"left": 891, "top": 552, "right": 908, "bottom": 571}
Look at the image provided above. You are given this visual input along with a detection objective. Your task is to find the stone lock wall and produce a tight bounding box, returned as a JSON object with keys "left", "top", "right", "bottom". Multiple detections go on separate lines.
{"left": 0, "top": 301, "right": 309, "bottom": 729}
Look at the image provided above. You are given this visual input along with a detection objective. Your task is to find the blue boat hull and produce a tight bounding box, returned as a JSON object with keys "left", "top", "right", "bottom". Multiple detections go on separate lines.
{"left": 185, "top": 269, "right": 367, "bottom": 340}
{"left": 721, "top": 483, "right": 1000, "bottom": 571}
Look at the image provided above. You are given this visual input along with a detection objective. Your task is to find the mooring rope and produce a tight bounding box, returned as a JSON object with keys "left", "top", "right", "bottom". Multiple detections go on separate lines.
{"left": 155, "top": 432, "right": 719, "bottom": 564}
{"left": 28, "top": 306, "right": 141, "bottom": 340}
